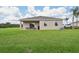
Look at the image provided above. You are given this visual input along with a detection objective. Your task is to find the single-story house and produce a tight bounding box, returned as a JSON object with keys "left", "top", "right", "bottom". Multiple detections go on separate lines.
{"left": 20, "top": 16, "right": 64, "bottom": 30}
{"left": 71, "top": 21, "right": 79, "bottom": 27}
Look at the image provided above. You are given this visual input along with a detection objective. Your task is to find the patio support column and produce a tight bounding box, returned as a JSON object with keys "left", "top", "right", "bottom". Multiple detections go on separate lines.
{"left": 20, "top": 21, "right": 22, "bottom": 29}
{"left": 38, "top": 21, "right": 40, "bottom": 30}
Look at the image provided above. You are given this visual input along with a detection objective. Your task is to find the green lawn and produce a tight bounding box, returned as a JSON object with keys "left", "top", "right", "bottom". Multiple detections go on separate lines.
{"left": 0, "top": 28, "right": 79, "bottom": 53}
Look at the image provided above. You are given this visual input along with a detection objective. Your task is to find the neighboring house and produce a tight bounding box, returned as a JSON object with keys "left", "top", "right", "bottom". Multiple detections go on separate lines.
{"left": 20, "top": 16, "right": 64, "bottom": 30}
{"left": 64, "top": 21, "right": 79, "bottom": 28}
{"left": 71, "top": 21, "right": 79, "bottom": 27}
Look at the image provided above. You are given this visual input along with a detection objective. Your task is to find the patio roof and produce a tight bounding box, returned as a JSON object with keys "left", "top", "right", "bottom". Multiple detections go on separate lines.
{"left": 20, "top": 16, "right": 63, "bottom": 21}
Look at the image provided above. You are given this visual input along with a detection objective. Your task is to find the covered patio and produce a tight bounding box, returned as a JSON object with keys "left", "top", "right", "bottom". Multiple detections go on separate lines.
{"left": 20, "top": 21, "right": 40, "bottom": 30}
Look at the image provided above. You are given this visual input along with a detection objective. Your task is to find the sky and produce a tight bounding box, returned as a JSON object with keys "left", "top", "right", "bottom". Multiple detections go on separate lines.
{"left": 0, "top": 6, "right": 74, "bottom": 24}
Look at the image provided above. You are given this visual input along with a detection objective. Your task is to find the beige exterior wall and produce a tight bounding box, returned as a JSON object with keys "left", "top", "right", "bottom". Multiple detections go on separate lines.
{"left": 23, "top": 22, "right": 29, "bottom": 29}
{"left": 39, "top": 20, "right": 63, "bottom": 30}
{"left": 21, "top": 20, "right": 64, "bottom": 30}
{"left": 34, "top": 23, "right": 39, "bottom": 29}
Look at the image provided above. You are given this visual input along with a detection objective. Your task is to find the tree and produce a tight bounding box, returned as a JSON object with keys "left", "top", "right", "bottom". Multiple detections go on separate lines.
{"left": 72, "top": 6, "right": 79, "bottom": 27}
{"left": 6, "top": 22, "right": 11, "bottom": 25}
{"left": 76, "top": 7, "right": 79, "bottom": 27}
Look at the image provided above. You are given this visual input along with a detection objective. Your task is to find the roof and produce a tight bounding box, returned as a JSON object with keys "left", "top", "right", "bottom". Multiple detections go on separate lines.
{"left": 20, "top": 16, "right": 63, "bottom": 21}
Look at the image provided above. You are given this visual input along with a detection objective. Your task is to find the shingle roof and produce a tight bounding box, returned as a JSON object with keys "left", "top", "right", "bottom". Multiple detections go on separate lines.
{"left": 20, "top": 16, "right": 63, "bottom": 21}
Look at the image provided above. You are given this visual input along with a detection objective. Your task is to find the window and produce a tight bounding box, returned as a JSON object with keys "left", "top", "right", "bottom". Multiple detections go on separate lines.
{"left": 44, "top": 23, "right": 47, "bottom": 26}
{"left": 55, "top": 22, "right": 58, "bottom": 26}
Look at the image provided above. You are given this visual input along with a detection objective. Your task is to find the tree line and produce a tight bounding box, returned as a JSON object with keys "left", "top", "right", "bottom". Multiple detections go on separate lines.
{"left": 0, "top": 22, "right": 19, "bottom": 28}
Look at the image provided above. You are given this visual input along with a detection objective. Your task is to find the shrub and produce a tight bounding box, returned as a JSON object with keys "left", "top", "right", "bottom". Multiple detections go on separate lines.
{"left": 64, "top": 26, "right": 72, "bottom": 29}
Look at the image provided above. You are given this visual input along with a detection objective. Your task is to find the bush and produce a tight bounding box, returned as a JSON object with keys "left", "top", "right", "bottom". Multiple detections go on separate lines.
{"left": 64, "top": 26, "right": 72, "bottom": 29}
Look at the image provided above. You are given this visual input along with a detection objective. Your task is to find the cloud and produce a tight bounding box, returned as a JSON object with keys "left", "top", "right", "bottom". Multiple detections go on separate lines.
{"left": 23, "top": 13, "right": 33, "bottom": 18}
{"left": 0, "top": 15, "right": 20, "bottom": 24}
{"left": 0, "top": 6, "right": 22, "bottom": 24}
{"left": 26, "top": 6, "right": 67, "bottom": 18}
{"left": 27, "top": 6, "right": 37, "bottom": 16}
{"left": 0, "top": 6, "right": 72, "bottom": 24}
{"left": 0, "top": 7, "right": 22, "bottom": 17}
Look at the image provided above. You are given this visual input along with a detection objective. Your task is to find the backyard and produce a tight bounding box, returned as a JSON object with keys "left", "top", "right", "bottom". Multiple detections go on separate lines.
{"left": 0, "top": 28, "right": 79, "bottom": 53}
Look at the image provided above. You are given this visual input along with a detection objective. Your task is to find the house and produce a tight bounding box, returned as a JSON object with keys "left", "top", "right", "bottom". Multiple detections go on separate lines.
{"left": 20, "top": 16, "right": 64, "bottom": 30}
{"left": 71, "top": 21, "right": 79, "bottom": 27}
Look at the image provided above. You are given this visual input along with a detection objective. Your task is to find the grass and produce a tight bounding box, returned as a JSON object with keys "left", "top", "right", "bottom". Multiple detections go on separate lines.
{"left": 0, "top": 28, "right": 79, "bottom": 53}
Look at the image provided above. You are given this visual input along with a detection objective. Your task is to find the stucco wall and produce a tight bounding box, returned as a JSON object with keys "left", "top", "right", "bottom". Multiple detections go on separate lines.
{"left": 22, "top": 20, "right": 64, "bottom": 30}
{"left": 39, "top": 20, "right": 63, "bottom": 30}
{"left": 23, "top": 22, "right": 29, "bottom": 29}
